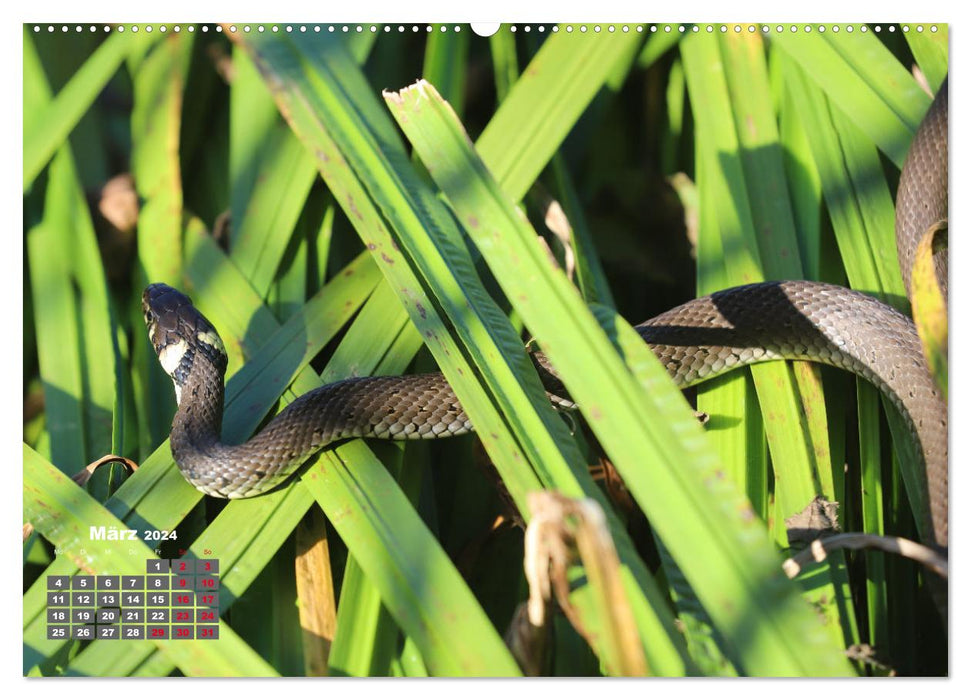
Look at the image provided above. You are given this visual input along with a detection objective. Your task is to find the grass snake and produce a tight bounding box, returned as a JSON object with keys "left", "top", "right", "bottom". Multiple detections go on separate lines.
{"left": 143, "top": 80, "right": 948, "bottom": 552}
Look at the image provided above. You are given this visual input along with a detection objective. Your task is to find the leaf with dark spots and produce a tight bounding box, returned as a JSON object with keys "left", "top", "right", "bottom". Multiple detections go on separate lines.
{"left": 346, "top": 194, "right": 363, "bottom": 221}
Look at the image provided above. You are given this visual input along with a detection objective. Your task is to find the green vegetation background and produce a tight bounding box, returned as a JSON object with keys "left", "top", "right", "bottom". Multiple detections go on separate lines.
{"left": 23, "top": 23, "right": 947, "bottom": 677}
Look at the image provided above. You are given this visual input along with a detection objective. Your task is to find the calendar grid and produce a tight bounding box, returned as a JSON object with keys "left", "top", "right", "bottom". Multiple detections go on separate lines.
{"left": 46, "top": 559, "right": 220, "bottom": 641}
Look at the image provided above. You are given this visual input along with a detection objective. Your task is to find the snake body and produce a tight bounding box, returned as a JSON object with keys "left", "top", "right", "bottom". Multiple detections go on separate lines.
{"left": 896, "top": 77, "right": 948, "bottom": 299}
{"left": 144, "top": 80, "right": 947, "bottom": 549}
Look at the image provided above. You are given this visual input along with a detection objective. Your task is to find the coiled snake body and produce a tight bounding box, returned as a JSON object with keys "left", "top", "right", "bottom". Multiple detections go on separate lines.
{"left": 144, "top": 81, "right": 948, "bottom": 550}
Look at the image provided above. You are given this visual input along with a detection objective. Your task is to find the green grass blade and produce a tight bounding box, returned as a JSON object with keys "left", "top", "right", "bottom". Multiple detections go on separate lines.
{"left": 188, "top": 230, "right": 517, "bottom": 675}
{"left": 693, "top": 33, "right": 856, "bottom": 646}
{"left": 343, "top": 27, "right": 378, "bottom": 63}
{"left": 857, "top": 382, "right": 889, "bottom": 656}
{"left": 234, "top": 30, "right": 693, "bottom": 675}
{"left": 717, "top": 33, "right": 804, "bottom": 274}
{"left": 24, "top": 33, "right": 118, "bottom": 484}
{"left": 26, "top": 163, "right": 88, "bottom": 469}
{"left": 548, "top": 153, "right": 616, "bottom": 306}
{"left": 675, "top": 105, "right": 765, "bottom": 673}
{"left": 329, "top": 556, "right": 400, "bottom": 676}
{"left": 305, "top": 441, "right": 520, "bottom": 676}
{"left": 182, "top": 220, "right": 281, "bottom": 373}
{"left": 27, "top": 149, "right": 116, "bottom": 477}
{"left": 229, "top": 125, "right": 317, "bottom": 299}
{"left": 660, "top": 57, "right": 687, "bottom": 176}
{"left": 637, "top": 25, "right": 686, "bottom": 69}
{"left": 388, "top": 79, "right": 854, "bottom": 676}
{"left": 488, "top": 26, "right": 518, "bottom": 102}
{"left": 780, "top": 58, "right": 899, "bottom": 300}
{"left": 423, "top": 25, "right": 469, "bottom": 116}
{"left": 23, "top": 29, "right": 142, "bottom": 191}
{"left": 782, "top": 57, "right": 930, "bottom": 545}
{"left": 228, "top": 44, "right": 318, "bottom": 300}
{"left": 22, "top": 29, "right": 50, "bottom": 130}
{"left": 268, "top": 244, "right": 306, "bottom": 320}
{"left": 686, "top": 39, "right": 770, "bottom": 542}
{"left": 771, "top": 30, "right": 928, "bottom": 168}
{"left": 132, "top": 33, "right": 193, "bottom": 286}
{"left": 775, "top": 55, "right": 824, "bottom": 280}
{"left": 476, "top": 26, "right": 642, "bottom": 199}
{"left": 683, "top": 33, "right": 821, "bottom": 526}
{"left": 229, "top": 42, "right": 286, "bottom": 226}
{"left": 904, "top": 26, "right": 948, "bottom": 90}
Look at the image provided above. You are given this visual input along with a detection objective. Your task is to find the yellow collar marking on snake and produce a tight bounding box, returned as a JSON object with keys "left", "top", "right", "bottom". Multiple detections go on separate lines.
{"left": 197, "top": 329, "right": 225, "bottom": 355}
{"left": 158, "top": 338, "right": 189, "bottom": 375}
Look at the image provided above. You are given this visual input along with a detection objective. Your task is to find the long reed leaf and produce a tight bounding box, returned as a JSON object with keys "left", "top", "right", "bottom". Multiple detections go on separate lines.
{"left": 387, "top": 78, "right": 854, "bottom": 676}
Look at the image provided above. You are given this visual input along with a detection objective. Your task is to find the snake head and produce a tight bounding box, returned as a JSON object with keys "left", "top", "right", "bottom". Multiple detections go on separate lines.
{"left": 142, "top": 284, "right": 228, "bottom": 403}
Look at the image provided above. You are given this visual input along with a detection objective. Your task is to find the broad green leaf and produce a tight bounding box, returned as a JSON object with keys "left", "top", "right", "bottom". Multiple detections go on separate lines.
{"left": 189, "top": 231, "right": 521, "bottom": 675}
{"left": 476, "top": 26, "right": 643, "bottom": 199}
{"left": 904, "top": 26, "right": 948, "bottom": 91}
{"left": 229, "top": 125, "right": 317, "bottom": 299}
{"left": 23, "top": 28, "right": 143, "bottom": 190}
{"left": 638, "top": 25, "right": 686, "bottom": 68}
{"left": 488, "top": 26, "right": 518, "bottom": 102}
{"left": 25, "top": 60, "right": 116, "bottom": 488}
{"left": 229, "top": 45, "right": 318, "bottom": 299}
{"left": 233, "top": 30, "right": 692, "bottom": 675}
{"left": 306, "top": 441, "right": 521, "bottom": 676}
{"left": 857, "top": 382, "right": 889, "bottom": 656}
{"left": 782, "top": 57, "right": 931, "bottom": 544}
{"left": 387, "top": 78, "right": 854, "bottom": 676}
{"left": 771, "top": 30, "right": 928, "bottom": 168}
{"left": 687, "top": 33, "right": 855, "bottom": 647}
{"left": 131, "top": 33, "right": 193, "bottom": 286}
{"left": 423, "top": 25, "right": 470, "bottom": 116}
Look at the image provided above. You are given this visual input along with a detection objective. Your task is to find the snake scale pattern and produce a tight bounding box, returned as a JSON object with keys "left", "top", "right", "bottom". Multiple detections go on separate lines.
{"left": 144, "top": 80, "right": 948, "bottom": 551}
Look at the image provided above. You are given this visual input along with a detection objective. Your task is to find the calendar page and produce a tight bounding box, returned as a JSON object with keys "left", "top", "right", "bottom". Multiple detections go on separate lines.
{"left": 23, "top": 17, "right": 949, "bottom": 679}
